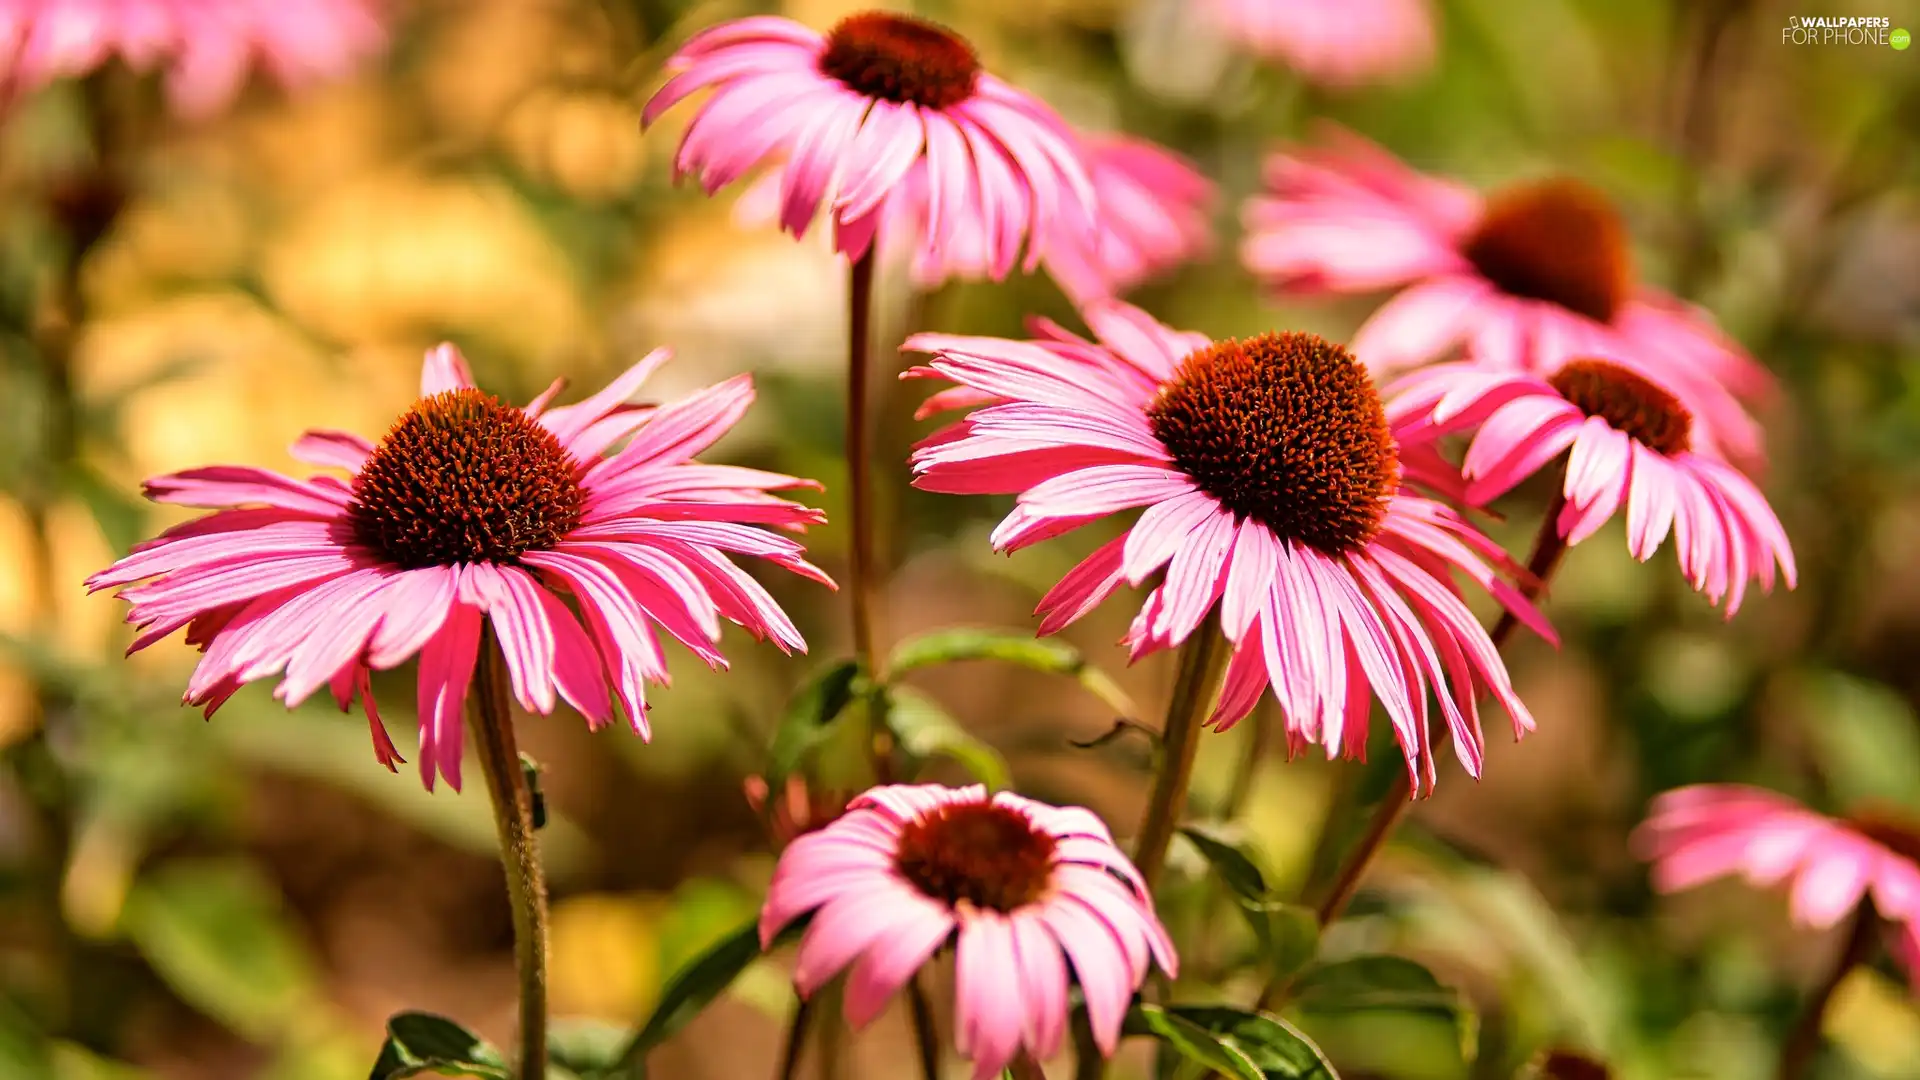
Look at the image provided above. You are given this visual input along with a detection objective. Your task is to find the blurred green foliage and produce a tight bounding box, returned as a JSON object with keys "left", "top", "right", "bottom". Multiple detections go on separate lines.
{"left": 0, "top": 0, "right": 1914, "bottom": 1078}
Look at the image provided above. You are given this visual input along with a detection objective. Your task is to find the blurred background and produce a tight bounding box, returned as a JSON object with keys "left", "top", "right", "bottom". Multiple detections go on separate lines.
{"left": 0, "top": 0, "right": 1917, "bottom": 1077}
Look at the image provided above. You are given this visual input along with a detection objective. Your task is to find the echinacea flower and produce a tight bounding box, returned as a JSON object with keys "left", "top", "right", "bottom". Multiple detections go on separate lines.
{"left": 1242, "top": 127, "right": 1772, "bottom": 467}
{"left": 759, "top": 783, "right": 1175, "bottom": 1079}
{"left": 904, "top": 301, "right": 1551, "bottom": 792}
{"left": 1387, "top": 357, "right": 1795, "bottom": 615}
{"left": 737, "top": 130, "right": 1213, "bottom": 305}
{"left": 1634, "top": 785, "right": 1920, "bottom": 991}
{"left": 1, "top": 0, "right": 386, "bottom": 118}
{"left": 642, "top": 11, "right": 1095, "bottom": 281}
{"left": 745, "top": 772, "right": 851, "bottom": 848}
{"left": 87, "top": 345, "right": 830, "bottom": 790}
{"left": 1201, "top": 0, "right": 1436, "bottom": 89}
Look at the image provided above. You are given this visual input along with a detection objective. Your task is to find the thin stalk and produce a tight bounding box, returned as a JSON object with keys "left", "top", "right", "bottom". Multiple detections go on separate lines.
{"left": 468, "top": 629, "right": 549, "bottom": 1079}
{"left": 907, "top": 974, "right": 941, "bottom": 1080}
{"left": 1071, "top": 1008, "right": 1103, "bottom": 1080}
{"left": 1133, "top": 614, "right": 1230, "bottom": 894}
{"left": 774, "top": 996, "right": 811, "bottom": 1080}
{"left": 1776, "top": 903, "right": 1877, "bottom": 1080}
{"left": 844, "top": 247, "right": 894, "bottom": 781}
{"left": 1259, "top": 488, "right": 1572, "bottom": 1012}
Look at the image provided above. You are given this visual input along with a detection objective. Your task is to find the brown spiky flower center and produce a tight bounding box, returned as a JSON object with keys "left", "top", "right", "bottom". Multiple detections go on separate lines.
{"left": 347, "top": 388, "right": 586, "bottom": 569}
{"left": 819, "top": 11, "right": 980, "bottom": 110}
{"left": 1147, "top": 332, "right": 1399, "bottom": 555}
{"left": 1462, "top": 178, "right": 1633, "bottom": 324}
{"left": 894, "top": 802, "right": 1056, "bottom": 912}
{"left": 1548, "top": 360, "right": 1693, "bottom": 456}
{"left": 1846, "top": 806, "right": 1920, "bottom": 868}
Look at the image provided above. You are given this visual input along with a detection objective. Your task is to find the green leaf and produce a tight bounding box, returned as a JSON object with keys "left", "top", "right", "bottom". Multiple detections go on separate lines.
{"left": 1181, "top": 827, "right": 1321, "bottom": 980}
{"left": 120, "top": 860, "right": 318, "bottom": 1043}
{"left": 884, "top": 686, "right": 1011, "bottom": 790}
{"left": 765, "top": 659, "right": 866, "bottom": 792}
{"left": 886, "top": 628, "right": 1137, "bottom": 720}
{"left": 613, "top": 917, "right": 806, "bottom": 1078}
{"left": 368, "top": 1012, "right": 509, "bottom": 1080}
{"left": 1291, "top": 955, "right": 1478, "bottom": 1062}
{"left": 547, "top": 1019, "right": 630, "bottom": 1078}
{"left": 1122, "top": 1004, "right": 1264, "bottom": 1080}
{"left": 1163, "top": 1006, "right": 1339, "bottom": 1080}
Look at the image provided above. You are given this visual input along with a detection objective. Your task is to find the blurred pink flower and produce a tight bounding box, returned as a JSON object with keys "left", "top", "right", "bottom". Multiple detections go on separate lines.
{"left": 1243, "top": 127, "right": 1774, "bottom": 469}
{"left": 1201, "top": 0, "right": 1436, "bottom": 88}
{"left": 904, "top": 301, "right": 1551, "bottom": 793}
{"left": 759, "top": 783, "right": 1174, "bottom": 1079}
{"left": 739, "top": 131, "right": 1214, "bottom": 303}
{"left": 1388, "top": 358, "right": 1794, "bottom": 614}
{"left": 643, "top": 12, "right": 1095, "bottom": 281}
{"left": 1634, "top": 785, "right": 1920, "bottom": 989}
{"left": 88, "top": 345, "right": 832, "bottom": 790}
{"left": 0, "top": 0, "right": 385, "bottom": 118}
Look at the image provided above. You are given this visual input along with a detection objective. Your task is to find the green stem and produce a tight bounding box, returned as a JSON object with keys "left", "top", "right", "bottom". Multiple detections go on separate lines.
{"left": 844, "top": 247, "right": 893, "bottom": 782}
{"left": 469, "top": 630, "right": 549, "bottom": 1079}
{"left": 907, "top": 974, "right": 940, "bottom": 1080}
{"left": 1776, "top": 903, "right": 1876, "bottom": 1080}
{"left": 774, "top": 996, "right": 811, "bottom": 1080}
{"left": 1133, "top": 614, "right": 1229, "bottom": 896}
{"left": 1259, "top": 489, "right": 1571, "bottom": 1012}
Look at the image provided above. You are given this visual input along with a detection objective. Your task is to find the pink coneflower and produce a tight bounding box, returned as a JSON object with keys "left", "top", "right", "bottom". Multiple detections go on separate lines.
{"left": 737, "top": 131, "right": 1213, "bottom": 304}
{"left": 0, "top": 0, "right": 385, "bottom": 117}
{"left": 1634, "top": 785, "right": 1920, "bottom": 991}
{"left": 1387, "top": 357, "right": 1795, "bottom": 615}
{"left": 642, "top": 11, "right": 1095, "bottom": 281}
{"left": 87, "top": 345, "right": 830, "bottom": 790}
{"left": 745, "top": 772, "right": 851, "bottom": 848}
{"left": 1243, "top": 128, "right": 1773, "bottom": 468}
{"left": 904, "top": 301, "right": 1551, "bottom": 792}
{"left": 759, "top": 783, "right": 1175, "bottom": 1079}
{"left": 1201, "top": 0, "right": 1436, "bottom": 89}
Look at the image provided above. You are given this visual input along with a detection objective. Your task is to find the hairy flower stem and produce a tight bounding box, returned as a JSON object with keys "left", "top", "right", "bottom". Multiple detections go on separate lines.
{"left": 845, "top": 247, "right": 894, "bottom": 782}
{"left": 1258, "top": 490, "right": 1571, "bottom": 1012}
{"left": 1134, "top": 614, "right": 1230, "bottom": 895}
{"left": 1777, "top": 903, "right": 1877, "bottom": 1080}
{"left": 469, "top": 630, "right": 549, "bottom": 1079}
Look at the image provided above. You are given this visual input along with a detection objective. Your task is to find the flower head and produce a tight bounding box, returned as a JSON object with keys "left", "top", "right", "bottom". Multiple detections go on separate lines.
{"left": 88, "top": 345, "right": 831, "bottom": 790}
{"left": 1, "top": 0, "right": 386, "bottom": 118}
{"left": 1387, "top": 357, "right": 1795, "bottom": 615}
{"left": 1634, "top": 785, "right": 1920, "bottom": 991}
{"left": 759, "top": 783, "right": 1174, "bottom": 1080}
{"left": 643, "top": 12, "right": 1095, "bottom": 281}
{"left": 905, "top": 301, "right": 1551, "bottom": 793}
{"left": 736, "top": 130, "right": 1213, "bottom": 304}
{"left": 1242, "top": 127, "right": 1773, "bottom": 469}
{"left": 1201, "top": 0, "right": 1436, "bottom": 88}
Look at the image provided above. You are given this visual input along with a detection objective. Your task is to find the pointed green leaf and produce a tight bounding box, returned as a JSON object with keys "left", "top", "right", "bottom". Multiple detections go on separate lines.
{"left": 368, "top": 1012, "right": 509, "bottom": 1080}
{"left": 1122, "top": 1004, "right": 1263, "bottom": 1080}
{"left": 885, "top": 628, "right": 1136, "bottom": 719}
{"left": 612, "top": 917, "right": 806, "bottom": 1077}
{"left": 1181, "top": 827, "right": 1321, "bottom": 980}
{"left": 547, "top": 1018, "right": 630, "bottom": 1078}
{"left": 765, "top": 659, "right": 866, "bottom": 791}
{"left": 884, "top": 686, "right": 1010, "bottom": 790}
{"left": 1291, "top": 955, "right": 1477, "bottom": 1062}
{"left": 1163, "top": 1006, "right": 1338, "bottom": 1080}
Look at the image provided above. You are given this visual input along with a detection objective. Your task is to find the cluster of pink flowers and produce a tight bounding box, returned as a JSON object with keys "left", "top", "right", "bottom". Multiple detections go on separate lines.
{"left": 69, "top": 3, "right": 1905, "bottom": 1078}
{"left": 1, "top": 0, "right": 384, "bottom": 117}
